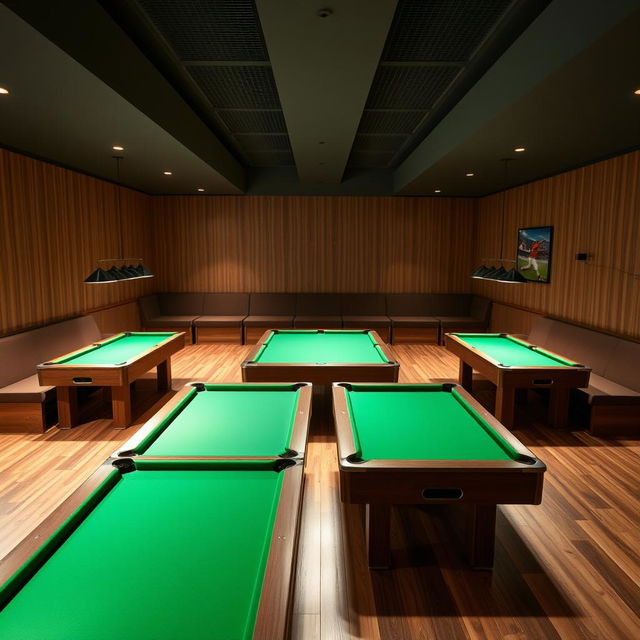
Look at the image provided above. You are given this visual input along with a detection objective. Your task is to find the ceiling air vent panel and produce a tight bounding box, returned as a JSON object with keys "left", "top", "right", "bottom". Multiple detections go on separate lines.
{"left": 217, "top": 110, "right": 287, "bottom": 134}
{"left": 138, "top": 0, "right": 268, "bottom": 61}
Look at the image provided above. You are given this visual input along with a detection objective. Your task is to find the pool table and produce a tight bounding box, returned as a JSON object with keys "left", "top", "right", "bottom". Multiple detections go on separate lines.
{"left": 37, "top": 331, "right": 185, "bottom": 429}
{"left": 333, "top": 382, "right": 545, "bottom": 569}
{"left": 115, "top": 382, "right": 312, "bottom": 460}
{"left": 242, "top": 329, "right": 399, "bottom": 385}
{"left": 0, "top": 458, "right": 303, "bottom": 640}
{"left": 445, "top": 332, "right": 591, "bottom": 428}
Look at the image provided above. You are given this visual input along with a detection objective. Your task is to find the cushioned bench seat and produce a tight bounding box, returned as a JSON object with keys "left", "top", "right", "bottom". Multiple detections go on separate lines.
{"left": 340, "top": 294, "right": 390, "bottom": 341}
{"left": 527, "top": 317, "right": 640, "bottom": 436}
{"left": 244, "top": 294, "right": 295, "bottom": 343}
{"left": 139, "top": 293, "right": 203, "bottom": 343}
{"left": 0, "top": 316, "right": 104, "bottom": 433}
{"left": 294, "top": 294, "right": 342, "bottom": 329}
{"left": 194, "top": 294, "right": 249, "bottom": 343}
{"left": 387, "top": 294, "right": 440, "bottom": 344}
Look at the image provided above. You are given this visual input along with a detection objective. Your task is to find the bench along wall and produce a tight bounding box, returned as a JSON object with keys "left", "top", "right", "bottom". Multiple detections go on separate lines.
{"left": 0, "top": 149, "right": 155, "bottom": 337}
{"left": 151, "top": 196, "right": 476, "bottom": 294}
{"left": 472, "top": 150, "right": 640, "bottom": 340}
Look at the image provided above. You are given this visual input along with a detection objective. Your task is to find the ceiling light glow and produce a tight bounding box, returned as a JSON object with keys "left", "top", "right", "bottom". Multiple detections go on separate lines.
{"left": 197, "top": 188, "right": 205, "bottom": 192}
{"left": 466, "top": 172, "right": 474, "bottom": 177}
{"left": 434, "top": 189, "right": 441, "bottom": 193}
{"left": 163, "top": 171, "right": 172, "bottom": 175}
{"left": 0, "top": 87, "right": 9, "bottom": 95}
{"left": 514, "top": 147, "right": 525, "bottom": 152}
{"left": 112, "top": 145, "right": 124, "bottom": 151}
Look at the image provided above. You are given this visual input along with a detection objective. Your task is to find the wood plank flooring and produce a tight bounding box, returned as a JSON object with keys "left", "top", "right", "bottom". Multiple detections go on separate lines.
{"left": 0, "top": 344, "right": 638, "bottom": 639}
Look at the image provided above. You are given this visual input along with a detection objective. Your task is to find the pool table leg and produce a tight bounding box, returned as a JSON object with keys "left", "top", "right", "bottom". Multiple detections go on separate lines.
{"left": 459, "top": 361, "right": 473, "bottom": 391}
{"left": 548, "top": 388, "right": 569, "bottom": 428}
{"left": 466, "top": 504, "right": 497, "bottom": 569}
{"left": 56, "top": 386, "right": 79, "bottom": 429}
{"left": 157, "top": 359, "right": 172, "bottom": 392}
{"left": 111, "top": 385, "right": 132, "bottom": 429}
{"left": 366, "top": 503, "right": 392, "bottom": 569}
{"left": 495, "top": 385, "right": 515, "bottom": 428}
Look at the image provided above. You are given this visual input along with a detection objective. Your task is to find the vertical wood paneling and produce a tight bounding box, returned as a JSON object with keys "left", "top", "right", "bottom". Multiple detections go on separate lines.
{"left": 472, "top": 150, "right": 640, "bottom": 339}
{"left": 0, "top": 149, "right": 155, "bottom": 336}
{"left": 152, "top": 196, "right": 476, "bottom": 293}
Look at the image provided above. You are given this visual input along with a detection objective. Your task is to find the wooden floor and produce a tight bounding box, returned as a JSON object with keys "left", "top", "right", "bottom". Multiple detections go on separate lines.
{"left": 0, "top": 344, "right": 638, "bottom": 639}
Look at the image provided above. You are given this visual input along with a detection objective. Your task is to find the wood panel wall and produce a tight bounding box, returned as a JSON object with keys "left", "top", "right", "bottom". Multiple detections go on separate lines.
{"left": 0, "top": 149, "right": 155, "bottom": 337}
{"left": 152, "top": 196, "right": 476, "bottom": 293}
{"left": 472, "top": 150, "right": 640, "bottom": 339}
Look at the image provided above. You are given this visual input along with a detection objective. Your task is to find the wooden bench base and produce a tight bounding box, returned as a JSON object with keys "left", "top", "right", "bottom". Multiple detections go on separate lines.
{"left": 195, "top": 326, "right": 243, "bottom": 344}
{"left": 392, "top": 327, "right": 439, "bottom": 344}
{"left": 0, "top": 402, "right": 55, "bottom": 434}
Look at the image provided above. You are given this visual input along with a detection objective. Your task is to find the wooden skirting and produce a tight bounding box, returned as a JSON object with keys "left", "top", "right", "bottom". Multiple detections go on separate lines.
{"left": 0, "top": 402, "right": 53, "bottom": 434}
{"left": 392, "top": 327, "right": 439, "bottom": 344}
{"left": 195, "top": 326, "right": 243, "bottom": 344}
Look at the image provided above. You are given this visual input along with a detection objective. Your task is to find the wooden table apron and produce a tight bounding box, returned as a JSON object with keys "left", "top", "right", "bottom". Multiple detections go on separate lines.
{"left": 37, "top": 333, "right": 185, "bottom": 429}
{"left": 444, "top": 334, "right": 590, "bottom": 428}
{"left": 333, "top": 383, "right": 545, "bottom": 570}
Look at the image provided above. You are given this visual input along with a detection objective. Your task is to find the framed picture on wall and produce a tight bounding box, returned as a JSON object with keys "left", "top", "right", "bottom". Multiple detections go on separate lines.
{"left": 517, "top": 226, "right": 554, "bottom": 283}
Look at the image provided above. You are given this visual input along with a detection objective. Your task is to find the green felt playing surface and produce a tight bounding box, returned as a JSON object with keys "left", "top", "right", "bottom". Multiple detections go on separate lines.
{"left": 254, "top": 331, "right": 388, "bottom": 364}
{"left": 53, "top": 332, "right": 176, "bottom": 365}
{"left": 141, "top": 386, "right": 300, "bottom": 456}
{"left": 346, "top": 386, "right": 517, "bottom": 461}
{"left": 0, "top": 467, "right": 284, "bottom": 640}
{"left": 455, "top": 334, "right": 576, "bottom": 367}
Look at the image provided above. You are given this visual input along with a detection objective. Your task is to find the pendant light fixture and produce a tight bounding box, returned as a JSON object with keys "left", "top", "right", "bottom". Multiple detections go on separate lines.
{"left": 471, "top": 158, "right": 526, "bottom": 283}
{"left": 84, "top": 153, "right": 154, "bottom": 283}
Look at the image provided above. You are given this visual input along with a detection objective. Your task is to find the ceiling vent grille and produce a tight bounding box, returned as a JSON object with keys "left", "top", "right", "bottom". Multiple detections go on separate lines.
{"left": 138, "top": 0, "right": 268, "bottom": 61}
{"left": 218, "top": 110, "right": 287, "bottom": 134}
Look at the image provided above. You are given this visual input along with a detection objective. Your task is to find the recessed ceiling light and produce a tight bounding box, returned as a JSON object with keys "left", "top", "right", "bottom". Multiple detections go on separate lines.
{"left": 635, "top": 88, "right": 640, "bottom": 95}
{"left": 319, "top": 141, "right": 327, "bottom": 145}
{"left": 514, "top": 147, "right": 525, "bottom": 152}
{"left": 112, "top": 145, "right": 124, "bottom": 151}
{"left": 466, "top": 172, "right": 474, "bottom": 177}
{"left": 197, "top": 188, "right": 205, "bottom": 192}
{"left": 163, "top": 171, "right": 172, "bottom": 176}
{"left": 434, "top": 189, "right": 441, "bottom": 193}
{"left": 0, "top": 87, "right": 9, "bottom": 95}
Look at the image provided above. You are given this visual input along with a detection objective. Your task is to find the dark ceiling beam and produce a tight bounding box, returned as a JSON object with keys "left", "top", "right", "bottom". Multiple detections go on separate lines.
{"left": 256, "top": 0, "right": 398, "bottom": 184}
{"left": 394, "top": 0, "right": 640, "bottom": 195}
{"left": 4, "top": 0, "right": 246, "bottom": 192}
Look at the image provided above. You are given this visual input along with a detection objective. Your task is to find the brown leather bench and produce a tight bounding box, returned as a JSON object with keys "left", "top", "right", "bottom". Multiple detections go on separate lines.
{"left": 243, "top": 293, "right": 295, "bottom": 344}
{"left": 294, "top": 294, "right": 342, "bottom": 329}
{"left": 139, "top": 293, "right": 204, "bottom": 344}
{"left": 194, "top": 293, "right": 249, "bottom": 344}
{"left": 527, "top": 317, "right": 640, "bottom": 436}
{"left": 0, "top": 316, "right": 104, "bottom": 433}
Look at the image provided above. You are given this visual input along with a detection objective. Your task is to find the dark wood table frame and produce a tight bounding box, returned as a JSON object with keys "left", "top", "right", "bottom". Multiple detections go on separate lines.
{"left": 333, "top": 382, "right": 546, "bottom": 570}
{"left": 241, "top": 329, "right": 399, "bottom": 385}
{"left": 37, "top": 332, "right": 185, "bottom": 429}
{"left": 444, "top": 333, "right": 591, "bottom": 428}
{"left": 0, "top": 457, "right": 305, "bottom": 640}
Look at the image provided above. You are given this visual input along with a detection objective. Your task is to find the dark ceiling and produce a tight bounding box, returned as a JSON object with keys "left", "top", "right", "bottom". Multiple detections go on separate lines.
{"left": 1, "top": 0, "right": 639, "bottom": 195}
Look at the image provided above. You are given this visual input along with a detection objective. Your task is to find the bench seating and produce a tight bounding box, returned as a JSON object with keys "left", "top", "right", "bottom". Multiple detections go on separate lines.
{"left": 194, "top": 294, "right": 249, "bottom": 344}
{"left": 0, "top": 316, "right": 104, "bottom": 433}
{"left": 140, "top": 293, "right": 491, "bottom": 345}
{"left": 527, "top": 317, "right": 640, "bottom": 436}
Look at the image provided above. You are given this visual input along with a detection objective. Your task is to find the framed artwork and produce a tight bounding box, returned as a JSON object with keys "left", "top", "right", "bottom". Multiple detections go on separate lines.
{"left": 517, "top": 226, "right": 553, "bottom": 283}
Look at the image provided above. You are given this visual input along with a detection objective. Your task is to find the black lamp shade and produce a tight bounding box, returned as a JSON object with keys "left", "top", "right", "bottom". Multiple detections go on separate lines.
{"left": 84, "top": 268, "right": 117, "bottom": 284}
{"left": 471, "top": 265, "right": 491, "bottom": 278}
{"left": 484, "top": 266, "right": 508, "bottom": 280}
{"left": 136, "top": 263, "right": 154, "bottom": 278}
{"left": 497, "top": 268, "right": 528, "bottom": 283}
{"left": 107, "top": 266, "right": 127, "bottom": 280}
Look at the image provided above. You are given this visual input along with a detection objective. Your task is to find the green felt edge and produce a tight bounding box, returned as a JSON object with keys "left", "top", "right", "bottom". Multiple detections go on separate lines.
{"left": 454, "top": 333, "right": 580, "bottom": 366}
{"left": 344, "top": 383, "right": 521, "bottom": 462}
{"left": 242, "top": 471, "right": 284, "bottom": 639}
{"left": 132, "top": 384, "right": 303, "bottom": 456}
{"left": 0, "top": 468, "right": 121, "bottom": 611}
{"left": 449, "top": 388, "right": 520, "bottom": 460}
{"left": 52, "top": 332, "right": 177, "bottom": 364}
